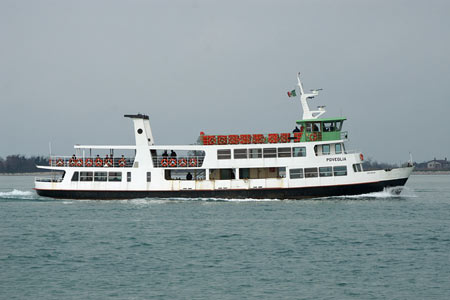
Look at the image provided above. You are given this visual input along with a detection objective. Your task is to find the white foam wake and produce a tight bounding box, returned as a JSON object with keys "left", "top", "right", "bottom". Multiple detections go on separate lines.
{"left": 0, "top": 189, "right": 35, "bottom": 199}
{"left": 336, "top": 186, "right": 417, "bottom": 199}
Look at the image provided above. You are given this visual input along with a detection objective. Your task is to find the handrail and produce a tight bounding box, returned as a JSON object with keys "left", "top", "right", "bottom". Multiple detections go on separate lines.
{"left": 48, "top": 156, "right": 135, "bottom": 168}
{"left": 153, "top": 155, "right": 205, "bottom": 168}
{"left": 200, "top": 130, "right": 347, "bottom": 145}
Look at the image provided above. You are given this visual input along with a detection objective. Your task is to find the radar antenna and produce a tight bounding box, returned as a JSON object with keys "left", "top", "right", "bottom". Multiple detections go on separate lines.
{"left": 296, "top": 73, "right": 326, "bottom": 120}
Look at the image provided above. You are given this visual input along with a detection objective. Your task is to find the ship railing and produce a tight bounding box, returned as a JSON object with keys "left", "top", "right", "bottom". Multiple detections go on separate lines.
{"left": 153, "top": 156, "right": 205, "bottom": 168}
{"left": 200, "top": 131, "right": 348, "bottom": 145}
{"left": 48, "top": 156, "right": 135, "bottom": 168}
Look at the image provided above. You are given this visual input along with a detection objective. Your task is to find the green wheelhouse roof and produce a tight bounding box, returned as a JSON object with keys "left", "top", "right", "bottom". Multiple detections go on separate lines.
{"left": 296, "top": 117, "right": 347, "bottom": 124}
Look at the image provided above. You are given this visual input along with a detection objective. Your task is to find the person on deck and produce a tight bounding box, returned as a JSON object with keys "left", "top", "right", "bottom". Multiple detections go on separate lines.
{"left": 162, "top": 150, "right": 168, "bottom": 157}
{"left": 293, "top": 126, "right": 300, "bottom": 133}
{"left": 186, "top": 172, "right": 193, "bottom": 180}
{"left": 170, "top": 150, "right": 177, "bottom": 157}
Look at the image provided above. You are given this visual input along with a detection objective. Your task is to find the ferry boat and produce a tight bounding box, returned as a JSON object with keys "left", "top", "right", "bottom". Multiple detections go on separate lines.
{"left": 35, "top": 73, "right": 413, "bottom": 200}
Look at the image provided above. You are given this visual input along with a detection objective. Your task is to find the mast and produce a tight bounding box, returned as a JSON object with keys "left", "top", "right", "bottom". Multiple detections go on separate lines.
{"left": 297, "top": 72, "right": 326, "bottom": 120}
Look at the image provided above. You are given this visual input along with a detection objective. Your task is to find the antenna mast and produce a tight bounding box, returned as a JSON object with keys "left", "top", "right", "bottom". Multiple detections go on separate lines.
{"left": 297, "top": 72, "right": 326, "bottom": 120}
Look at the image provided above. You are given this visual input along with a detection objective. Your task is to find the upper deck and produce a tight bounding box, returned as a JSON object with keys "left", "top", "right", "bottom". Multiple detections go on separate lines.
{"left": 200, "top": 117, "right": 347, "bottom": 145}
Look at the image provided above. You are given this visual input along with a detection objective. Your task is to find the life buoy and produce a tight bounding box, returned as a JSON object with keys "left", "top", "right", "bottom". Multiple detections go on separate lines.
{"left": 76, "top": 158, "right": 83, "bottom": 167}
{"left": 178, "top": 158, "right": 187, "bottom": 167}
{"left": 169, "top": 158, "right": 177, "bottom": 167}
{"left": 95, "top": 158, "right": 103, "bottom": 167}
{"left": 189, "top": 157, "right": 197, "bottom": 167}
{"left": 56, "top": 158, "right": 64, "bottom": 167}
{"left": 69, "top": 158, "right": 76, "bottom": 167}
{"left": 49, "top": 159, "right": 52, "bottom": 166}
{"left": 85, "top": 158, "right": 93, "bottom": 167}
{"left": 160, "top": 158, "right": 168, "bottom": 167}
{"left": 360, "top": 153, "right": 364, "bottom": 161}
{"left": 105, "top": 158, "right": 113, "bottom": 167}
{"left": 309, "top": 133, "right": 318, "bottom": 141}
{"left": 118, "top": 158, "right": 126, "bottom": 167}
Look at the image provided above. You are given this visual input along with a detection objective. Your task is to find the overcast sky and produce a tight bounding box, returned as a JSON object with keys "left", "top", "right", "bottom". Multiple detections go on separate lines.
{"left": 1, "top": 0, "right": 449, "bottom": 163}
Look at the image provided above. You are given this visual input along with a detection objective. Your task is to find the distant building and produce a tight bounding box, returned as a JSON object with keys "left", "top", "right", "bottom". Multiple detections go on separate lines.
{"left": 427, "top": 158, "right": 450, "bottom": 169}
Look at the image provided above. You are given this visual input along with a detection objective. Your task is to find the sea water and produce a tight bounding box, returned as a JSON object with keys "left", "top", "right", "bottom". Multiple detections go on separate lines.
{"left": 0, "top": 175, "right": 449, "bottom": 300}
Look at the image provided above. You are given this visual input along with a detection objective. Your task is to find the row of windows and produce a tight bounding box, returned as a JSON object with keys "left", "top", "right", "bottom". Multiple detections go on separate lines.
{"left": 71, "top": 171, "right": 132, "bottom": 182}
{"left": 218, "top": 147, "right": 306, "bottom": 160}
{"left": 290, "top": 166, "right": 348, "bottom": 179}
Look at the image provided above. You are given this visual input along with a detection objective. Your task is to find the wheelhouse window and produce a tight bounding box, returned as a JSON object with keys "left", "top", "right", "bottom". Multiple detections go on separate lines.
{"left": 263, "top": 148, "right": 277, "bottom": 158}
{"left": 293, "top": 147, "right": 306, "bottom": 157}
{"left": 319, "top": 167, "right": 333, "bottom": 177}
{"left": 80, "top": 172, "right": 93, "bottom": 182}
{"left": 217, "top": 149, "right": 231, "bottom": 160}
{"left": 322, "top": 144, "right": 330, "bottom": 155}
{"left": 278, "top": 147, "right": 292, "bottom": 158}
{"left": 71, "top": 172, "right": 79, "bottom": 181}
{"left": 249, "top": 148, "right": 262, "bottom": 158}
{"left": 94, "top": 172, "right": 107, "bottom": 182}
{"left": 335, "top": 143, "right": 342, "bottom": 154}
{"left": 333, "top": 166, "right": 347, "bottom": 176}
{"left": 234, "top": 149, "right": 247, "bottom": 159}
{"left": 290, "top": 168, "right": 304, "bottom": 179}
{"left": 108, "top": 172, "right": 122, "bottom": 182}
{"left": 304, "top": 168, "right": 318, "bottom": 178}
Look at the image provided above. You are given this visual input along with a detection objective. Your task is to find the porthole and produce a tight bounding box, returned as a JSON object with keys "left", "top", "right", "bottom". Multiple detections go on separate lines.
{"left": 137, "top": 128, "right": 143, "bottom": 134}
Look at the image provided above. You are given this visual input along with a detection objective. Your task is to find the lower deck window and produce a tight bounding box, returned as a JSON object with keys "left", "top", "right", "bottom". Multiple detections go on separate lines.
{"left": 94, "top": 172, "right": 107, "bottom": 182}
{"left": 80, "top": 172, "right": 93, "bottom": 182}
{"left": 108, "top": 172, "right": 122, "bottom": 182}
{"left": 127, "top": 172, "right": 131, "bottom": 182}
{"left": 71, "top": 172, "right": 79, "bottom": 181}
{"left": 290, "top": 168, "right": 304, "bottom": 179}
{"left": 353, "top": 164, "right": 362, "bottom": 172}
{"left": 210, "top": 169, "right": 235, "bottom": 180}
{"left": 319, "top": 167, "right": 332, "bottom": 177}
{"left": 334, "top": 166, "right": 347, "bottom": 176}
{"left": 304, "top": 168, "right": 318, "bottom": 178}
{"left": 147, "top": 172, "right": 151, "bottom": 182}
{"left": 165, "top": 169, "right": 206, "bottom": 180}
{"left": 239, "top": 167, "right": 286, "bottom": 179}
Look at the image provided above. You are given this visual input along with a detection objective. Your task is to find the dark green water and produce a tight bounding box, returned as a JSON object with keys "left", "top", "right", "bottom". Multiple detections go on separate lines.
{"left": 1, "top": 175, "right": 449, "bottom": 299}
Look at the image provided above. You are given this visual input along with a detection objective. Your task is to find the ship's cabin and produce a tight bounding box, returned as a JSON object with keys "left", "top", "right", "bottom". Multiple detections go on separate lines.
{"left": 295, "top": 117, "right": 347, "bottom": 142}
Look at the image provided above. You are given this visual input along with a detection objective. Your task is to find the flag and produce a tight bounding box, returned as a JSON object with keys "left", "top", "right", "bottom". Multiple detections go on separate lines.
{"left": 287, "top": 89, "right": 297, "bottom": 97}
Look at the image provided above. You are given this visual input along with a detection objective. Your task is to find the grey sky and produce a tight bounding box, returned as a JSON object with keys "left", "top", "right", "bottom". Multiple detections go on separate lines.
{"left": 1, "top": 0, "right": 449, "bottom": 163}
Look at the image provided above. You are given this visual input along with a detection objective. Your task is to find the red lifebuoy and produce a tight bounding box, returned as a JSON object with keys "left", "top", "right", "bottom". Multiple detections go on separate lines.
{"left": 309, "top": 133, "right": 318, "bottom": 141}
{"left": 189, "top": 157, "right": 197, "bottom": 167}
{"left": 178, "top": 158, "right": 187, "bottom": 167}
{"left": 360, "top": 153, "right": 364, "bottom": 161}
{"left": 76, "top": 158, "right": 83, "bottom": 167}
{"left": 169, "top": 158, "right": 177, "bottom": 167}
{"left": 161, "top": 158, "right": 168, "bottom": 167}
{"left": 56, "top": 158, "right": 64, "bottom": 167}
{"left": 69, "top": 158, "right": 76, "bottom": 167}
{"left": 118, "top": 158, "right": 126, "bottom": 167}
{"left": 105, "top": 158, "right": 113, "bottom": 167}
{"left": 85, "top": 158, "right": 93, "bottom": 167}
{"left": 95, "top": 158, "right": 103, "bottom": 167}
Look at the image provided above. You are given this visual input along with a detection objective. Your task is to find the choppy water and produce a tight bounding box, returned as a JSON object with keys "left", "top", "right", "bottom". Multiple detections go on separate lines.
{"left": 1, "top": 175, "right": 449, "bottom": 299}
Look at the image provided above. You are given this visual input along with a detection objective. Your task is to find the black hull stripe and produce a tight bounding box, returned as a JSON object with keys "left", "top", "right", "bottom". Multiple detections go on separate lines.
{"left": 35, "top": 178, "right": 409, "bottom": 200}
